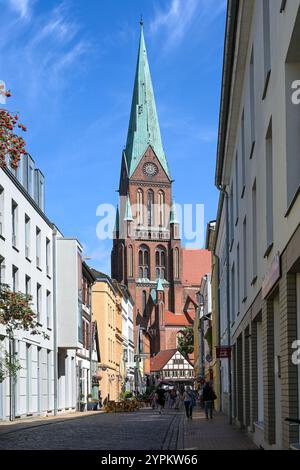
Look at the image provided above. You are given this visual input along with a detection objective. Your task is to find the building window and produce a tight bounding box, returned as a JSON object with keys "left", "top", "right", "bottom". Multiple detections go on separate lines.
{"left": 230, "top": 184, "right": 234, "bottom": 245}
{"left": 155, "top": 245, "right": 166, "bottom": 279}
{"left": 241, "top": 111, "right": 246, "bottom": 196}
{"left": 174, "top": 248, "right": 179, "bottom": 279}
{"left": 252, "top": 180, "right": 257, "bottom": 280}
{"left": 128, "top": 245, "right": 133, "bottom": 277}
{"left": 250, "top": 47, "right": 255, "bottom": 151}
{"left": 142, "top": 290, "right": 147, "bottom": 318}
{"left": 231, "top": 264, "right": 235, "bottom": 323}
{"left": 12, "top": 265, "right": 18, "bottom": 292}
{"left": 147, "top": 190, "right": 154, "bottom": 226}
{"left": 243, "top": 218, "right": 247, "bottom": 301}
{"left": 235, "top": 153, "right": 239, "bottom": 222}
{"left": 158, "top": 190, "right": 165, "bottom": 226}
{"left": 36, "top": 283, "right": 41, "bottom": 321}
{"left": 12, "top": 200, "right": 18, "bottom": 247}
{"left": 25, "top": 215, "right": 30, "bottom": 259}
{"left": 0, "top": 186, "right": 4, "bottom": 237}
{"left": 36, "top": 227, "right": 41, "bottom": 268}
{"left": 47, "top": 290, "right": 51, "bottom": 328}
{"left": 237, "top": 244, "right": 240, "bottom": 314}
{"left": 137, "top": 189, "right": 144, "bottom": 225}
{"left": 262, "top": 0, "right": 271, "bottom": 98}
{"left": 25, "top": 275, "right": 31, "bottom": 297}
{"left": 266, "top": 119, "right": 273, "bottom": 251}
{"left": 138, "top": 244, "right": 150, "bottom": 279}
{"left": 46, "top": 238, "right": 50, "bottom": 276}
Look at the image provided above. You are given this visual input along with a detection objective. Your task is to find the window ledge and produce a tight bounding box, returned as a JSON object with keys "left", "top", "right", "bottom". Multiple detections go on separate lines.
{"left": 12, "top": 245, "right": 19, "bottom": 253}
{"left": 47, "top": 274, "right": 52, "bottom": 280}
{"left": 251, "top": 275, "right": 257, "bottom": 286}
{"left": 264, "top": 242, "right": 273, "bottom": 259}
{"left": 241, "top": 186, "right": 245, "bottom": 199}
{"left": 262, "top": 70, "right": 271, "bottom": 100}
{"left": 36, "top": 266, "right": 42, "bottom": 272}
{"left": 230, "top": 238, "right": 234, "bottom": 252}
{"left": 0, "top": 235, "right": 5, "bottom": 241}
{"left": 242, "top": 297, "right": 247, "bottom": 304}
{"left": 235, "top": 217, "right": 239, "bottom": 227}
{"left": 26, "top": 257, "right": 31, "bottom": 263}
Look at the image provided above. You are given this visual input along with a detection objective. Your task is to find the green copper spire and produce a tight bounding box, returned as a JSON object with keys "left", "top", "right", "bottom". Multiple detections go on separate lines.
{"left": 125, "top": 22, "right": 170, "bottom": 178}
{"left": 124, "top": 195, "right": 133, "bottom": 221}
{"left": 170, "top": 199, "right": 179, "bottom": 224}
{"left": 114, "top": 205, "right": 119, "bottom": 232}
{"left": 156, "top": 277, "right": 164, "bottom": 292}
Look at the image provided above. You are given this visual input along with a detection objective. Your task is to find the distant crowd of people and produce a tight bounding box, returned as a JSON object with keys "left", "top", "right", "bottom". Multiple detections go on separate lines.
{"left": 150, "top": 381, "right": 217, "bottom": 420}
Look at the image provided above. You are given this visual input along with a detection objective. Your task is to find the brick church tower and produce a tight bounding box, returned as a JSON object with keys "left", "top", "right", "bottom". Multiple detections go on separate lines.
{"left": 111, "top": 22, "right": 208, "bottom": 368}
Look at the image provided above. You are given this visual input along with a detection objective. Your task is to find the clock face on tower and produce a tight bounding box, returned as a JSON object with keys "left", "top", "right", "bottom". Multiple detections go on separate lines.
{"left": 143, "top": 162, "right": 158, "bottom": 177}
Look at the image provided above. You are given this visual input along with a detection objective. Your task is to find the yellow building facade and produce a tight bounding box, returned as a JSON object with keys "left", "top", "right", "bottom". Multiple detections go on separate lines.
{"left": 91, "top": 271, "right": 123, "bottom": 402}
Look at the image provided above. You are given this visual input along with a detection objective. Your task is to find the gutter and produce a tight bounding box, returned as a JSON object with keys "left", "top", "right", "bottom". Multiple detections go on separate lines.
{"left": 215, "top": 0, "right": 239, "bottom": 187}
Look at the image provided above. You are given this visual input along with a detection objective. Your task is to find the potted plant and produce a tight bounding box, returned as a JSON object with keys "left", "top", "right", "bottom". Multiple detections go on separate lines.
{"left": 79, "top": 393, "right": 86, "bottom": 412}
{"left": 87, "top": 394, "right": 98, "bottom": 411}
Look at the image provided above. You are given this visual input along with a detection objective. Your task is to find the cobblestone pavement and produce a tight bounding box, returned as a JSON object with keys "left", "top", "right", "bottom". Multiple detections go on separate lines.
{"left": 0, "top": 409, "right": 182, "bottom": 450}
{"left": 0, "top": 408, "right": 257, "bottom": 450}
{"left": 182, "top": 409, "right": 258, "bottom": 450}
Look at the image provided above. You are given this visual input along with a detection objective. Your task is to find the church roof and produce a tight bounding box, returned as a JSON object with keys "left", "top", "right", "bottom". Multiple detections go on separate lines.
{"left": 124, "top": 23, "right": 170, "bottom": 179}
{"left": 182, "top": 249, "right": 211, "bottom": 285}
{"left": 164, "top": 311, "right": 193, "bottom": 327}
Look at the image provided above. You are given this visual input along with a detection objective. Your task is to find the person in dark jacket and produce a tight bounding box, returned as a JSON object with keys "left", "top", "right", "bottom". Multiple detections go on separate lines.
{"left": 202, "top": 381, "right": 217, "bottom": 419}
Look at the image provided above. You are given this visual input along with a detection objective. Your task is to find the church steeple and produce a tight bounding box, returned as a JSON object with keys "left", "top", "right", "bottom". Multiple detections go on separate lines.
{"left": 124, "top": 21, "right": 170, "bottom": 179}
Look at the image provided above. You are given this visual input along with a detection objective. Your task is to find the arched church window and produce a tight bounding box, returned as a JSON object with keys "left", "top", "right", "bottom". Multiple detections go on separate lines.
{"left": 147, "top": 190, "right": 154, "bottom": 226}
{"left": 137, "top": 189, "right": 144, "bottom": 225}
{"left": 174, "top": 248, "right": 179, "bottom": 279}
{"left": 128, "top": 245, "right": 133, "bottom": 277}
{"left": 155, "top": 245, "right": 166, "bottom": 279}
{"left": 158, "top": 190, "right": 165, "bottom": 226}
{"left": 142, "top": 290, "right": 147, "bottom": 318}
{"left": 138, "top": 244, "right": 150, "bottom": 279}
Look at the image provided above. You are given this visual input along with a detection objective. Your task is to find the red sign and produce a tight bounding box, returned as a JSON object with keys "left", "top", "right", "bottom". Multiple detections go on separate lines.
{"left": 216, "top": 346, "right": 231, "bottom": 359}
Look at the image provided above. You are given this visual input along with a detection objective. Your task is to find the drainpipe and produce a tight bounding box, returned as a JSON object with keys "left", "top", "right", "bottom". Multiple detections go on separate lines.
{"left": 52, "top": 227, "right": 58, "bottom": 416}
{"left": 9, "top": 336, "right": 15, "bottom": 421}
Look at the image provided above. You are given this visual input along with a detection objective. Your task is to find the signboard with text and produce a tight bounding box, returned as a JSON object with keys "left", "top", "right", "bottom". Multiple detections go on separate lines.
{"left": 216, "top": 346, "right": 232, "bottom": 359}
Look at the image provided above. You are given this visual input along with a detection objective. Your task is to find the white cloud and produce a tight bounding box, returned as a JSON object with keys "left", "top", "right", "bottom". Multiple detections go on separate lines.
{"left": 8, "top": 0, "right": 33, "bottom": 19}
{"left": 150, "top": 0, "right": 226, "bottom": 51}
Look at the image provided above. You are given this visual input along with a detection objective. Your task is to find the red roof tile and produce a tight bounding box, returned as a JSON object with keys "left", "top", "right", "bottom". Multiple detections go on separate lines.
{"left": 182, "top": 249, "right": 211, "bottom": 285}
{"left": 164, "top": 311, "right": 193, "bottom": 326}
{"left": 150, "top": 349, "right": 177, "bottom": 372}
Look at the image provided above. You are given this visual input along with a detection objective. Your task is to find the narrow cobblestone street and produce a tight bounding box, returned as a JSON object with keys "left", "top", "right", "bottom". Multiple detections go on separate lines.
{"left": 0, "top": 408, "right": 257, "bottom": 450}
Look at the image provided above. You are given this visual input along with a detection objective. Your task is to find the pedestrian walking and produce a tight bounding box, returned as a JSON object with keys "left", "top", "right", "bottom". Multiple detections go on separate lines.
{"left": 98, "top": 390, "right": 103, "bottom": 408}
{"left": 156, "top": 384, "right": 166, "bottom": 414}
{"left": 183, "top": 386, "right": 196, "bottom": 419}
{"left": 202, "top": 381, "right": 217, "bottom": 419}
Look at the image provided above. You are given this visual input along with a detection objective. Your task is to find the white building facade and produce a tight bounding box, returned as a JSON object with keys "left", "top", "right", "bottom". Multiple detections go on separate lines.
{"left": 0, "top": 160, "right": 54, "bottom": 420}
{"left": 120, "top": 286, "right": 135, "bottom": 392}
{"left": 215, "top": 0, "right": 300, "bottom": 450}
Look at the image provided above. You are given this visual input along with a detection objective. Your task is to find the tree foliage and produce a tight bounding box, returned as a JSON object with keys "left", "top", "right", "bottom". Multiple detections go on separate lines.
{"left": 0, "top": 284, "right": 49, "bottom": 383}
{"left": 177, "top": 326, "right": 194, "bottom": 358}
{"left": 0, "top": 88, "right": 27, "bottom": 169}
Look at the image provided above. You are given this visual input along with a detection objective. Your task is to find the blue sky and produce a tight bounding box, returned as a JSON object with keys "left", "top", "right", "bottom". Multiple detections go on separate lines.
{"left": 0, "top": 0, "right": 226, "bottom": 274}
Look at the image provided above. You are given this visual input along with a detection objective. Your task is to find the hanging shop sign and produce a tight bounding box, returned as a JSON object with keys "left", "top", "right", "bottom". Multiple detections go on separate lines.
{"left": 216, "top": 346, "right": 232, "bottom": 359}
